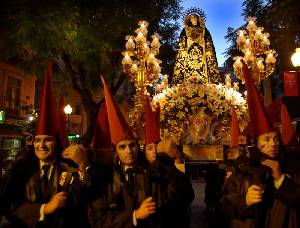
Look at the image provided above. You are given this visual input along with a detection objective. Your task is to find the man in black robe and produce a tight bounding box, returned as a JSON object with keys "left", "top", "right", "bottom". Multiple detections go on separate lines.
{"left": 219, "top": 62, "right": 300, "bottom": 228}
{"left": 2, "top": 63, "right": 91, "bottom": 228}
{"left": 88, "top": 76, "right": 160, "bottom": 228}
{"left": 144, "top": 95, "right": 194, "bottom": 228}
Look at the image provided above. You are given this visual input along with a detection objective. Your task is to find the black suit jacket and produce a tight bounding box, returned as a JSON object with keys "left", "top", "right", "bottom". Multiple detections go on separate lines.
{"left": 2, "top": 155, "right": 90, "bottom": 228}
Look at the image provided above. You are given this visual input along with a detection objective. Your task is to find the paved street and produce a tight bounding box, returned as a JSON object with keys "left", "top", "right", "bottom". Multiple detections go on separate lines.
{"left": 190, "top": 179, "right": 210, "bottom": 228}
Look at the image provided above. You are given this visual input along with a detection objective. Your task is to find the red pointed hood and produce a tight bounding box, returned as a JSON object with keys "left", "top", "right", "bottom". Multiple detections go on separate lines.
{"left": 242, "top": 61, "right": 273, "bottom": 137}
{"left": 242, "top": 122, "right": 254, "bottom": 138}
{"left": 267, "top": 97, "right": 281, "bottom": 124}
{"left": 56, "top": 96, "right": 69, "bottom": 149}
{"left": 36, "top": 63, "right": 59, "bottom": 137}
{"left": 145, "top": 96, "right": 161, "bottom": 145}
{"left": 230, "top": 108, "right": 240, "bottom": 148}
{"left": 281, "top": 103, "right": 298, "bottom": 146}
{"left": 92, "top": 100, "right": 112, "bottom": 149}
{"left": 100, "top": 75, "right": 134, "bottom": 145}
{"left": 241, "top": 122, "right": 255, "bottom": 141}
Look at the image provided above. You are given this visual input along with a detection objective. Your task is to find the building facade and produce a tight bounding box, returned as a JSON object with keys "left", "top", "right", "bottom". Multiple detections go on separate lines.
{"left": 0, "top": 61, "right": 36, "bottom": 167}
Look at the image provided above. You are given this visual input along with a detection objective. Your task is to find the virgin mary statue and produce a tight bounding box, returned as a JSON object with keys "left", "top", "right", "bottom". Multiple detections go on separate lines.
{"left": 172, "top": 8, "right": 221, "bottom": 85}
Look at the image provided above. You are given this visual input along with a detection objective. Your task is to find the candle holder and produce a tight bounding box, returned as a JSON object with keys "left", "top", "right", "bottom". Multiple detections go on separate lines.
{"left": 122, "top": 21, "right": 162, "bottom": 136}
{"left": 233, "top": 17, "right": 276, "bottom": 86}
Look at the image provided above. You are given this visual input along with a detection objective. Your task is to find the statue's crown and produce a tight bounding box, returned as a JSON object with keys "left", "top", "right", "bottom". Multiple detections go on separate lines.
{"left": 182, "top": 7, "right": 206, "bottom": 22}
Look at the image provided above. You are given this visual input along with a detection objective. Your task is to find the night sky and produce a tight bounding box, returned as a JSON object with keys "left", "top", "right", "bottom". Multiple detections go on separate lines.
{"left": 181, "top": 0, "right": 245, "bottom": 66}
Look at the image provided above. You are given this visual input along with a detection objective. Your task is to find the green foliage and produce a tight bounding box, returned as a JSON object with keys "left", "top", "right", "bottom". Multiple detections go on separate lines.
{"left": 263, "top": 0, "right": 300, "bottom": 70}
{"left": 223, "top": 27, "right": 243, "bottom": 69}
{"left": 0, "top": 0, "right": 182, "bottom": 88}
{"left": 242, "top": 0, "right": 266, "bottom": 20}
{"left": 0, "top": 0, "right": 182, "bottom": 144}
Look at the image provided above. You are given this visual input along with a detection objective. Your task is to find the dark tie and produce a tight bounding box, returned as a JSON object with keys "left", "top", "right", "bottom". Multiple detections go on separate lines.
{"left": 40, "top": 164, "right": 51, "bottom": 202}
{"left": 125, "top": 168, "right": 134, "bottom": 195}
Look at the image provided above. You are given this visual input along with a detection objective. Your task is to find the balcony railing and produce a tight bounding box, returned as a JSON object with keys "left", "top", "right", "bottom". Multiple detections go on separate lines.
{"left": 0, "top": 96, "right": 27, "bottom": 119}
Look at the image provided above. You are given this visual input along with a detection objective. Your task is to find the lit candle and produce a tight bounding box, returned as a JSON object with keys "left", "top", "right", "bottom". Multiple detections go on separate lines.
{"left": 151, "top": 36, "right": 160, "bottom": 49}
{"left": 122, "top": 53, "right": 132, "bottom": 65}
{"left": 244, "top": 50, "right": 253, "bottom": 62}
{"left": 257, "top": 59, "right": 265, "bottom": 70}
{"left": 237, "top": 30, "right": 246, "bottom": 45}
{"left": 233, "top": 57, "right": 243, "bottom": 70}
{"left": 265, "top": 52, "right": 276, "bottom": 64}
{"left": 246, "top": 18, "right": 257, "bottom": 31}
{"left": 138, "top": 21, "right": 148, "bottom": 35}
{"left": 262, "top": 34, "right": 270, "bottom": 45}
{"left": 225, "top": 74, "right": 231, "bottom": 88}
{"left": 245, "top": 39, "right": 251, "bottom": 49}
{"left": 254, "top": 28, "right": 263, "bottom": 40}
{"left": 147, "top": 53, "right": 155, "bottom": 64}
{"left": 233, "top": 82, "right": 239, "bottom": 91}
{"left": 136, "top": 32, "right": 145, "bottom": 43}
{"left": 143, "top": 43, "right": 150, "bottom": 54}
{"left": 125, "top": 37, "right": 135, "bottom": 50}
{"left": 130, "top": 64, "right": 139, "bottom": 74}
{"left": 162, "top": 74, "right": 168, "bottom": 84}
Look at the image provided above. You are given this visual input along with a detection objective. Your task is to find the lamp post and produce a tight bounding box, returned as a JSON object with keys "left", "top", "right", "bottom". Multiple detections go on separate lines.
{"left": 64, "top": 104, "right": 72, "bottom": 135}
{"left": 283, "top": 48, "right": 300, "bottom": 97}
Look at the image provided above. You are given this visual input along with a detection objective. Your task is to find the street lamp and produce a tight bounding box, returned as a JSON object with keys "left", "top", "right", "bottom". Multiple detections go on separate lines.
{"left": 282, "top": 48, "right": 300, "bottom": 97}
{"left": 291, "top": 48, "right": 300, "bottom": 67}
{"left": 64, "top": 104, "right": 72, "bottom": 134}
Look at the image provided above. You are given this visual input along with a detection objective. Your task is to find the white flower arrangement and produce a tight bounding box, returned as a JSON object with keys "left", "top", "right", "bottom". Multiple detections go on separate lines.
{"left": 153, "top": 77, "right": 247, "bottom": 138}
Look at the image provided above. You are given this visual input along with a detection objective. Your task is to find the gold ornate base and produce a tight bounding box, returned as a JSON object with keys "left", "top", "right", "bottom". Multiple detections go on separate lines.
{"left": 183, "top": 144, "right": 224, "bottom": 161}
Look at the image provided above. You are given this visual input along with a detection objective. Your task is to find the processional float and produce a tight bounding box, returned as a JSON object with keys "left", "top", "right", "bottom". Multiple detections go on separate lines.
{"left": 122, "top": 8, "right": 275, "bottom": 162}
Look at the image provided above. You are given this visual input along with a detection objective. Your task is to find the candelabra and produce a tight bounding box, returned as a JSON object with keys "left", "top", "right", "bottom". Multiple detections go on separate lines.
{"left": 122, "top": 21, "right": 162, "bottom": 132}
{"left": 233, "top": 17, "right": 276, "bottom": 86}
